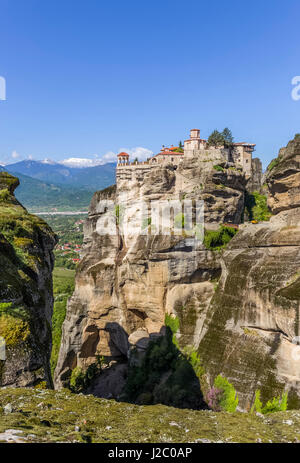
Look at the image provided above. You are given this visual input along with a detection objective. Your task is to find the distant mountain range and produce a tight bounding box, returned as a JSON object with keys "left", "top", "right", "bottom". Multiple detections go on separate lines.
{"left": 0, "top": 160, "right": 116, "bottom": 212}
{"left": 5, "top": 160, "right": 116, "bottom": 191}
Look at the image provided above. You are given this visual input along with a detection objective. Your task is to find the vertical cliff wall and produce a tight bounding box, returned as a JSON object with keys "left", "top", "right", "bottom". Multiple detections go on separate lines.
{"left": 55, "top": 137, "right": 300, "bottom": 410}
{"left": 197, "top": 135, "right": 300, "bottom": 409}
{"left": 0, "top": 172, "right": 57, "bottom": 387}
{"left": 54, "top": 156, "right": 246, "bottom": 400}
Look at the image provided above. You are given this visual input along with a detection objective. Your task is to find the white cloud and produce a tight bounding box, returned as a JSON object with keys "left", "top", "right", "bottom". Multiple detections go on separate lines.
{"left": 61, "top": 157, "right": 105, "bottom": 168}
{"left": 121, "top": 147, "right": 153, "bottom": 161}
{"left": 11, "top": 150, "right": 20, "bottom": 159}
{"left": 59, "top": 147, "right": 154, "bottom": 168}
{"left": 100, "top": 146, "right": 153, "bottom": 164}
{"left": 100, "top": 151, "right": 118, "bottom": 163}
{"left": 42, "top": 158, "right": 58, "bottom": 165}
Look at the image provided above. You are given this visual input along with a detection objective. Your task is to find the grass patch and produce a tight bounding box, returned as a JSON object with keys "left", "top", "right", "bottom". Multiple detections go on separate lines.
{"left": 0, "top": 387, "right": 300, "bottom": 442}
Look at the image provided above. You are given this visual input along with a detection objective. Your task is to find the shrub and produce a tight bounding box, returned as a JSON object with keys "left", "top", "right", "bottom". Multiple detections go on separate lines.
{"left": 262, "top": 392, "right": 288, "bottom": 414}
{"left": 213, "top": 375, "right": 239, "bottom": 412}
{"left": 250, "top": 389, "right": 288, "bottom": 414}
{"left": 204, "top": 225, "right": 237, "bottom": 250}
{"left": 244, "top": 191, "right": 271, "bottom": 222}
{"left": 70, "top": 367, "right": 86, "bottom": 393}
{"left": 207, "top": 386, "right": 223, "bottom": 411}
{"left": 69, "top": 355, "right": 107, "bottom": 393}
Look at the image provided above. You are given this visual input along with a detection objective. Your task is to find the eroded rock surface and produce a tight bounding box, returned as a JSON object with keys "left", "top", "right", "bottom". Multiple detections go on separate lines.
{"left": 0, "top": 172, "right": 57, "bottom": 387}
{"left": 198, "top": 135, "right": 300, "bottom": 408}
{"left": 54, "top": 157, "right": 244, "bottom": 395}
{"left": 55, "top": 136, "right": 300, "bottom": 411}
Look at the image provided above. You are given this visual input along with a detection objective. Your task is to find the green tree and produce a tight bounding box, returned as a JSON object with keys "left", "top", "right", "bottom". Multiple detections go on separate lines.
{"left": 222, "top": 127, "right": 234, "bottom": 148}
{"left": 207, "top": 130, "right": 224, "bottom": 147}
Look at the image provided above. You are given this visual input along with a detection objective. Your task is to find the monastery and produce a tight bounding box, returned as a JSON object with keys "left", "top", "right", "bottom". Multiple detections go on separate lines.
{"left": 116, "top": 128, "right": 257, "bottom": 182}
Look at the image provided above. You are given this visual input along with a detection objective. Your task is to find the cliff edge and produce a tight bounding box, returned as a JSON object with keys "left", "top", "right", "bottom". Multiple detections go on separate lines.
{"left": 0, "top": 172, "right": 57, "bottom": 387}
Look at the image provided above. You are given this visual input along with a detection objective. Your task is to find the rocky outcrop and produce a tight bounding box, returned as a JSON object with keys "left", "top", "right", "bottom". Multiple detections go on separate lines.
{"left": 55, "top": 136, "right": 300, "bottom": 411}
{"left": 198, "top": 135, "right": 300, "bottom": 409}
{"left": 0, "top": 172, "right": 57, "bottom": 387}
{"left": 54, "top": 157, "right": 244, "bottom": 397}
{"left": 266, "top": 134, "right": 300, "bottom": 214}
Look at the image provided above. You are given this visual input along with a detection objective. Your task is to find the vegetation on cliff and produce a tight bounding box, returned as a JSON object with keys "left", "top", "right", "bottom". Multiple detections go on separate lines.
{"left": 244, "top": 191, "right": 271, "bottom": 222}
{"left": 0, "top": 172, "right": 56, "bottom": 387}
{"left": 203, "top": 225, "right": 238, "bottom": 250}
{"left": 50, "top": 268, "right": 75, "bottom": 375}
{"left": 123, "top": 315, "right": 205, "bottom": 409}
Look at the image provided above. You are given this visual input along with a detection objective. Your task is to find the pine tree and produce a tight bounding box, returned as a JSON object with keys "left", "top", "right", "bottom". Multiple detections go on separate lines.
{"left": 207, "top": 130, "right": 224, "bottom": 147}
{"left": 222, "top": 128, "right": 234, "bottom": 148}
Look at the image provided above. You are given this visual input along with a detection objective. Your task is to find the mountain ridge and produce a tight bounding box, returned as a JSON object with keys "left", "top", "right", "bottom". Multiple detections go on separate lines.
{"left": 5, "top": 160, "right": 116, "bottom": 191}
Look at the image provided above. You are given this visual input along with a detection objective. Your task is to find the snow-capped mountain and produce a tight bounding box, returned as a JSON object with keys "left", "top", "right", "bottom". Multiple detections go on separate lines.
{"left": 60, "top": 157, "right": 105, "bottom": 168}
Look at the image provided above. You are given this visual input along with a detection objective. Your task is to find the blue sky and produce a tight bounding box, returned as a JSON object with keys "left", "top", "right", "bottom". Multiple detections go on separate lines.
{"left": 0, "top": 0, "right": 299, "bottom": 168}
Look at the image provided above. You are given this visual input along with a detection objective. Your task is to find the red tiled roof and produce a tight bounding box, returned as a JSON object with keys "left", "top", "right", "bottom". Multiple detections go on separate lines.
{"left": 117, "top": 152, "right": 129, "bottom": 157}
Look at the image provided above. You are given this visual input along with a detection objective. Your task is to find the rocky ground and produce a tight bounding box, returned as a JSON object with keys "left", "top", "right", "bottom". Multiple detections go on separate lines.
{"left": 0, "top": 387, "right": 300, "bottom": 443}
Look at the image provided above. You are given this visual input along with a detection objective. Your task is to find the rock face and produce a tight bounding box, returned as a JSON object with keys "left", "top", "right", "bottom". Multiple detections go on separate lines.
{"left": 247, "top": 157, "right": 263, "bottom": 193}
{"left": 198, "top": 135, "right": 300, "bottom": 409}
{"left": 267, "top": 134, "right": 300, "bottom": 214}
{"left": 55, "top": 135, "right": 300, "bottom": 411}
{"left": 54, "top": 157, "right": 245, "bottom": 395}
{"left": 0, "top": 172, "right": 56, "bottom": 387}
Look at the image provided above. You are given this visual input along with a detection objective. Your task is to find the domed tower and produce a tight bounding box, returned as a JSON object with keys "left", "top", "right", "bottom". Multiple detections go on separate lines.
{"left": 117, "top": 152, "right": 130, "bottom": 165}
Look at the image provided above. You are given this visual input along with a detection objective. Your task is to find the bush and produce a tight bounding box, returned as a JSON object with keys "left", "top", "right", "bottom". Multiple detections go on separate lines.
{"left": 206, "top": 386, "right": 223, "bottom": 411}
{"left": 204, "top": 225, "right": 237, "bottom": 250}
{"left": 70, "top": 367, "right": 86, "bottom": 393}
{"left": 250, "top": 389, "right": 288, "bottom": 414}
{"left": 213, "top": 375, "right": 239, "bottom": 412}
{"left": 245, "top": 191, "right": 271, "bottom": 222}
{"left": 69, "top": 355, "right": 108, "bottom": 393}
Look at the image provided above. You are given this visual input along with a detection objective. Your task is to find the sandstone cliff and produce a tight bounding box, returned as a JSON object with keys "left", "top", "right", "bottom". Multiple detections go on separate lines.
{"left": 54, "top": 156, "right": 245, "bottom": 402}
{"left": 198, "top": 135, "right": 300, "bottom": 409}
{"left": 55, "top": 136, "right": 300, "bottom": 410}
{"left": 0, "top": 172, "right": 57, "bottom": 387}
